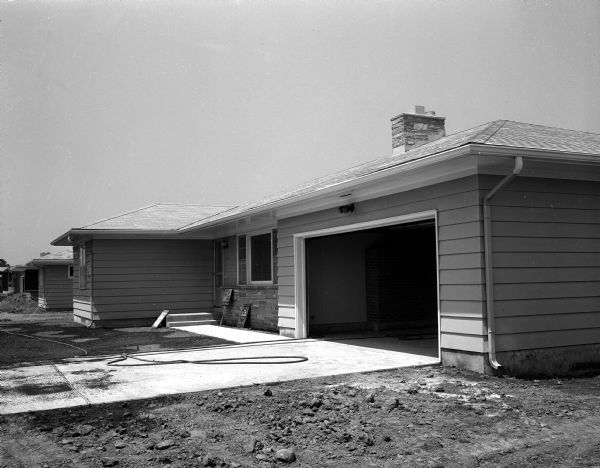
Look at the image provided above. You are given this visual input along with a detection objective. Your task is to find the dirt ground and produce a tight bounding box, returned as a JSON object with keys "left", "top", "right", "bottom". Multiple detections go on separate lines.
{"left": 1, "top": 310, "right": 599, "bottom": 467}
{"left": 0, "top": 312, "right": 232, "bottom": 367}
{"left": 0, "top": 366, "right": 599, "bottom": 467}
{"left": 0, "top": 293, "right": 45, "bottom": 314}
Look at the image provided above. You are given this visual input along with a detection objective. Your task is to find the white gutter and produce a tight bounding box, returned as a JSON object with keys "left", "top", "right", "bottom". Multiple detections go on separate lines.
{"left": 483, "top": 156, "right": 524, "bottom": 370}
{"left": 470, "top": 144, "right": 600, "bottom": 164}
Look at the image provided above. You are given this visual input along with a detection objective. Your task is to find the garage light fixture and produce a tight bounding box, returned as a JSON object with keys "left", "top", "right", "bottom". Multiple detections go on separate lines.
{"left": 338, "top": 203, "right": 355, "bottom": 214}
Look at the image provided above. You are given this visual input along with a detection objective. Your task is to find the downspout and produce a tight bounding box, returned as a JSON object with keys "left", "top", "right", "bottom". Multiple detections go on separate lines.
{"left": 483, "top": 156, "right": 524, "bottom": 370}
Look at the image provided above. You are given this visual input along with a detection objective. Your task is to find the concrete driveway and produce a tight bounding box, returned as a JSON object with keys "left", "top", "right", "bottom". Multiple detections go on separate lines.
{"left": 0, "top": 325, "right": 439, "bottom": 415}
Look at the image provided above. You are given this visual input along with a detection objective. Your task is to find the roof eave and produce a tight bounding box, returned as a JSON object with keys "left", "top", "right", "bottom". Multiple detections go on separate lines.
{"left": 51, "top": 229, "right": 181, "bottom": 246}
{"left": 30, "top": 259, "right": 73, "bottom": 266}
{"left": 470, "top": 144, "right": 600, "bottom": 163}
{"left": 179, "top": 143, "right": 475, "bottom": 233}
{"left": 179, "top": 143, "right": 600, "bottom": 234}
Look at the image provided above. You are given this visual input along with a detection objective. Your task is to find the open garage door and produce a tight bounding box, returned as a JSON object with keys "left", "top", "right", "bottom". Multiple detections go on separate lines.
{"left": 305, "top": 219, "right": 438, "bottom": 343}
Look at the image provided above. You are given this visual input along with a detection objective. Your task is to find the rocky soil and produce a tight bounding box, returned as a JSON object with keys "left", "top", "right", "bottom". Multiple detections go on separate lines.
{"left": 1, "top": 365, "right": 599, "bottom": 467}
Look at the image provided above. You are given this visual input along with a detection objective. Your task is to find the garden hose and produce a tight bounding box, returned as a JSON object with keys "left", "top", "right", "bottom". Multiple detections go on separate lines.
{"left": 0, "top": 327, "right": 308, "bottom": 367}
{"left": 106, "top": 353, "right": 309, "bottom": 366}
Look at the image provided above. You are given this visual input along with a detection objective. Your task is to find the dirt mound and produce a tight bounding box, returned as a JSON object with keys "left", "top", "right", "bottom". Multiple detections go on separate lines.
{"left": 0, "top": 293, "right": 44, "bottom": 314}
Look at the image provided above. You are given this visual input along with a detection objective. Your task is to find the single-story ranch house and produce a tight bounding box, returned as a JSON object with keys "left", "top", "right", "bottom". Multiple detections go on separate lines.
{"left": 11, "top": 264, "right": 39, "bottom": 298}
{"left": 52, "top": 107, "right": 600, "bottom": 375}
{"left": 29, "top": 250, "right": 74, "bottom": 311}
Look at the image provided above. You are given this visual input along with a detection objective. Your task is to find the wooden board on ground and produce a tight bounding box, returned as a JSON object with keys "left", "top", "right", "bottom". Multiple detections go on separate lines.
{"left": 237, "top": 304, "right": 251, "bottom": 328}
{"left": 152, "top": 310, "right": 169, "bottom": 328}
{"left": 221, "top": 288, "right": 233, "bottom": 306}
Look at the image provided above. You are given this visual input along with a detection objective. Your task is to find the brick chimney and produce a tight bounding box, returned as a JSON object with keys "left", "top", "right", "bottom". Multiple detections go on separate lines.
{"left": 391, "top": 105, "right": 446, "bottom": 155}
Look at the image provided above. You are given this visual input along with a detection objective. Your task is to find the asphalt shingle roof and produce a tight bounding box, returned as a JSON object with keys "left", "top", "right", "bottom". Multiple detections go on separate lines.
{"left": 32, "top": 250, "right": 73, "bottom": 262}
{"left": 180, "top": 120, "right": 600, "bottom": 230}
{"left": 56, "top": 119, "right": 600, "bottom": 239}
{"left": 81, "top": 204, "right": 235, "bottom": 231}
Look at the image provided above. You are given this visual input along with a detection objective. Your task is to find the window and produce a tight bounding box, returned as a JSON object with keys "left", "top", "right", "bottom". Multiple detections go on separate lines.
{"left": 68, "top": 266, "right": 74, "bottom": 278}
{"left": 238, "top": 231, "right": 276, "bottom": 284}
{"left": 78, "top": 245, "right": 86, "bottom": 289}
{"left": 250, "top": 233, "right": 272, "bottom": 282}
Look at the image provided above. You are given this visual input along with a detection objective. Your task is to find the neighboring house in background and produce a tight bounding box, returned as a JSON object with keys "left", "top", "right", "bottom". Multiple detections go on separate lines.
{"left": 29, "top": 250, "right": 74, "bottom": 311}
{"left": 0, "top": 267, "right": 10, "bottom": 293}
{"left": 11, "top": 264, "right": 39, "bottom": 299}
{"left": 52, "top": 107, "right": 600, "bottom": 376}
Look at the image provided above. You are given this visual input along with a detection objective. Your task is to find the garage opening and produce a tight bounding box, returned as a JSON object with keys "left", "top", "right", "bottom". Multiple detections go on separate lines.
{"left": 304, "top": 218, "right": 438, "bottom": 356}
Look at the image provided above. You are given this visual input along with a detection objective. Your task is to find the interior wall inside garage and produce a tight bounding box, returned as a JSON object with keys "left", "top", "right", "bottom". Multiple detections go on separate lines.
{"left": 306, "top": 232, "right": 383, "bottom": 330}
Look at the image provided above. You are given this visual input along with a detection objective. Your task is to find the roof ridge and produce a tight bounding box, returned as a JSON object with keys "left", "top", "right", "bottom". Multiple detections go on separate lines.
{"left": 477, "top": 120, "right": 508, "bottom": 144}
{"left": 82, "top": 204, "right": 159, "bottom": 228}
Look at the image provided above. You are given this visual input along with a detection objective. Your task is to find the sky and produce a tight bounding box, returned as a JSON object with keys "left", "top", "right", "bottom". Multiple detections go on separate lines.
{"left": 1, "top": 0, "right": 599, "bottom": 264}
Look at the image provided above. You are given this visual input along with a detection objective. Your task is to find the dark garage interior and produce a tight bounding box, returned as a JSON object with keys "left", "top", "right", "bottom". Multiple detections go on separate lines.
{"left": 305, "top": 220, "right": 438, "bottom": 341}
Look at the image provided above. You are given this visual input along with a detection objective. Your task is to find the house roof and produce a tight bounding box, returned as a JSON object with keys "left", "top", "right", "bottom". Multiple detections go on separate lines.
{"left": 52, "top": 119, "right": 600, "bottom": 243}
{"left": 29, "top": 250, "right": 73, "bottom": 266}
{"left": 179, "top": 120, "right": 600, "bottom": 230}
{"left": 78, "top": 204, "right": 235, "bottom": 231}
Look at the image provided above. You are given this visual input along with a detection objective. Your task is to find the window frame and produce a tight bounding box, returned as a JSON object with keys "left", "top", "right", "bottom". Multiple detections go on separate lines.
{"left": 67, "top": 265, "right": 74, "bottom": 279}
{"left": 238, "top": 230, "right": 274, "bottom": 285}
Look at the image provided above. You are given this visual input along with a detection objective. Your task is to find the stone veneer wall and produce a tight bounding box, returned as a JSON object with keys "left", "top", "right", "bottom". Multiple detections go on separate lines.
{"left": 216, "top": 285, "right": 279, "bottom": 332}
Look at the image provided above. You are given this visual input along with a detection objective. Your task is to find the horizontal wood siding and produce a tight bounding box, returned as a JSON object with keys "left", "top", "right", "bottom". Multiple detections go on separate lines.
{"left": 73, "top": 242, "right": 92, "bottom": 321}
{"left": 277, "top": 175, "right": 486, "bottom": 351}
{"left": 91, "top": 239, "right": 214, "bottom": 322}
{"left": 483, "top": 175, "right": 600, "bottom": 352}
{"left": 40, "top": 265, "right": 73, "bottom": 310}
{"left": 222, "top": 236, "right": 237, "bottom": 287}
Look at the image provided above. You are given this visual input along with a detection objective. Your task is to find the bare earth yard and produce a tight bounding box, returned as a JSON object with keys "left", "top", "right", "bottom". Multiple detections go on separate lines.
{"left": 0, "top": 312, "right": 231, "bottom": 367}
{"left": 1, "top": 310, "right": 599, "bottom": 467}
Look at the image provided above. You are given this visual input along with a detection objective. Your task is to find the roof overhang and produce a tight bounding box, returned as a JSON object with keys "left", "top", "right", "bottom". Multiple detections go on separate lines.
{"left": 51, "top": 229, "right": 215, "bottom": 246}
{"left": 51, "top": 142, "right": 600, "bottom": 244}
{"left": 30, "top": 259, "right": 73, "bottom": 266}
{"left": 179, "top": 143, "right": 600, "bottom": 235}
{"left": 179, "top": 144, "right": 477, "bottom": 234}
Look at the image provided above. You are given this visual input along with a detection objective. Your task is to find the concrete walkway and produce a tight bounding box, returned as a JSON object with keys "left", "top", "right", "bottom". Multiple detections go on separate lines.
{"left": 171, "top": 324, "right": 291, "bottom": 343}
{"left": 0, "top": 327, "right": 439, "bottom": 415}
